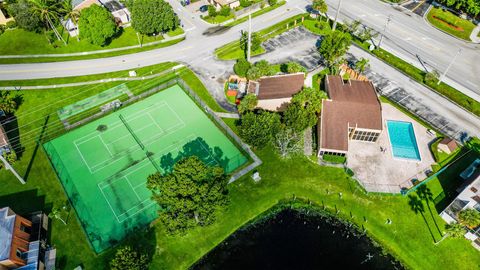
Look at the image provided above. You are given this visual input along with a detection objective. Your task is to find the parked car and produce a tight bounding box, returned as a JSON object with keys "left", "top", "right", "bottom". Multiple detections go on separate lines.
{"left": 199, "top": 5, "right": 208, "bottom": 12}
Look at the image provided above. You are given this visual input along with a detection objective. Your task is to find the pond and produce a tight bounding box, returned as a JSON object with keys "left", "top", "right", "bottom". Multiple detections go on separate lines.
{"left": 192, "top": 209, "right": 403, "bottom": 269}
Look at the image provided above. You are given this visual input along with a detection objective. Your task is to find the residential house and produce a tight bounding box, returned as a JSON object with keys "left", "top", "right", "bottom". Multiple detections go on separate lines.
{"left": 0, "top": 207, "right": 55, "bottom": 270}
{"left": 440, "top": 168, "right": 480, "bottom": 250}
{"left": 100, "top": 0, "right": 131, "bottom": 25}
{"left": 206, "top": 0, "right": 240, "bottom": 10}
{"left": 0, "top": 1, "right": 13, "bottom": 25}
{"left": 318, "top": 75, "right": 382, "bottom": 157}
{"left": 247, "top": 73, "right": 305, "bottom": 111}
{"left": 437, "top": 137, "right": 458, "bottom": 155}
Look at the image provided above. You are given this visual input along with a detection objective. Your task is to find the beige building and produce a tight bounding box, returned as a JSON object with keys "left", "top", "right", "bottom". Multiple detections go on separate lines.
{"left": 0, "top": 2, "right": 13, "bottom": 25}
{"left": 206, "top": 0, "right": 240, "bottom": 10}
{"left": 247, "top": 73, "right": 305, "bottom": 112}
{"left": 318, "top": 75, "right": 383, "bottom": 157}
{"left": 437, "top": 137, "right": 458, "bottom": 154}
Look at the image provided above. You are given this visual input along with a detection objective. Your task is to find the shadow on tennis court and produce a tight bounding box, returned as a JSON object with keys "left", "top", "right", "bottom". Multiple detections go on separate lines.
{"left": 159, "top": 137, "right": 230, "bottom": 174}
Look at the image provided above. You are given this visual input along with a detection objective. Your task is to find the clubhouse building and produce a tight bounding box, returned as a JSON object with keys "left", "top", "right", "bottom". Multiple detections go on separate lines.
{"left": 248, "top": 73, "right": 305, "bottom": 111}
{"left": 318, "top": 75, "right": 382, "bottom": 157}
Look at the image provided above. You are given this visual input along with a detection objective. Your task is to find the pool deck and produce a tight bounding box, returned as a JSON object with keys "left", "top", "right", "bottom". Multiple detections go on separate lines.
{"left": 347, "top": 103, "right": 436, "bottom": 193}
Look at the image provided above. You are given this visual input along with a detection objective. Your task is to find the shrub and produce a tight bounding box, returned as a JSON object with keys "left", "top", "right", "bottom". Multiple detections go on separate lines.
{"left": 208, "top": 5, "right": 217, "bottom": 17}
{"left": 5, "top": 20, "right": 16, "bottom": 29}
{"left": 240, "top": 0, "right": 252, "bottom": 7}
{"left": 458, "top": 208, "right": 480, "bottom": 229}
{"left": 268, "top": 0, "right": 277, "bottom": 6}
{"left": 0, "top": 25, "right": 5, "bottom": 36}
{"left": 424, "top": 70, "right": 439, "bottom": 85}
{"left": 323, "top": 154, "right": 346, "bottom": 164}
{"left": 219, "top": 6, "right": 231, "bottom": 16}
{"left": 233, "top": 58, "right": 251, "bottom": 77}
{"left": 109, "top": 246, "right": 149, "bottom": 270}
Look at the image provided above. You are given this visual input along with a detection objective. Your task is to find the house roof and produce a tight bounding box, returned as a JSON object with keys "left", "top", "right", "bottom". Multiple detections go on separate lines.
{"left": 0, "top": 207, "right": 15, "bottom": 262}
{"left": 439, "top": 137, "right": 458, "bottom": 152}
{"left": 100, "top": 0, "right": 125, "bottom": 12}
{"left": 73, "top": 0, "right": 100, "bottom": 11}
{"left": 319, "top": 75, "right": 382, "bottom": 152}
{"left": 248, "top": 73, "right": 305, "bottom": 100}
{"left": 211, "top": 0, "right": 239, "bottom": 6}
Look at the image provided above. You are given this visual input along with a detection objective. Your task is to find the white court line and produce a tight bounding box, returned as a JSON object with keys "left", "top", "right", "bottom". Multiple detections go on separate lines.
{"left": 117, "top": 200, "right": 157, "bottom": 223}
{"left": 147, "top": 113, "right": 163, "bottom": 131}
{"left": 126, "top": 176, "right": 142, "bottom": 201}
{"left": 98, "top": 183, "right": 122, "bottom": 223}
{"left": 99, "top": 136, "right": 113, "bottom": 157}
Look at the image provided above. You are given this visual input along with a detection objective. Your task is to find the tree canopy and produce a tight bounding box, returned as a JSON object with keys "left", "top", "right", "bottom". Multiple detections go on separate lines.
{"left": 0, "top": 91, "right": 21, "bottom": 114}
{"left": 109, "top": 246, "right": 149, "bottom": 270}
{"left": 312, "top": 0, "right": 327, "bottom": 15}
{"left": 8, "top": 0, "right": 42, "bottom": 32}
{"left": 237, "top": 93, "right": 258, "bottom": 114}
{"left": 130, "top": 0, "right": 179, "bottom": 35}
{"left": 436, "top": 0, "right": 480, "bottom": 17}
{"left": 284, "top": 87, "right": 325, "bottom": 132}
{"left": 458, "top": 208, "right": 480, "bottom": 228}
{"left": 233, "top": 58, "right": 251, "bottom": 77}
{"left": 79, "top": 5, "right": 117, "bottom": 46}
{"left": 240, "top": 30, "right": 261, "bottom": 56}
{"left": 318, "top": 30, "right": 352, "bottom": 67}
{"left": 239, "top": 111, "right": 281, "bottom": 149}
{"left": 147, "top": 156, "right": 228, "bottom": 233}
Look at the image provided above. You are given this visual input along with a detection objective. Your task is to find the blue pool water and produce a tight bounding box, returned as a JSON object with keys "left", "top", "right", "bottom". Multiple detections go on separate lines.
{"left": 386, "top": 120, "right": 421, "bottom": 161}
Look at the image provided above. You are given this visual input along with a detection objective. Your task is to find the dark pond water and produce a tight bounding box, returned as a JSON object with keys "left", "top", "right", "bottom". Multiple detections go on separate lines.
{"left": 193, "top": 209, "right": 404, "bottom": 270}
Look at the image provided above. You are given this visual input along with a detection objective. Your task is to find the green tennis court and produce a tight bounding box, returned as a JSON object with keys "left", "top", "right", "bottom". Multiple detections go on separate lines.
{"left": 43, "top": 85, "right": 248, "bottom": 252}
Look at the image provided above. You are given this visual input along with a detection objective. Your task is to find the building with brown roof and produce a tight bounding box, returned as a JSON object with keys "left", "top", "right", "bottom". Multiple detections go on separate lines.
{"left": 248, "top": 73, "right": 305, "bottom": 111}
{"left": 438, "top": 137, "right": 458, "bottom": 154}
{"left": 0, "top": 207, "right": 54, "bottom": 270}
{"left": 318, "top": 75, "right": 382, "bottom": 157}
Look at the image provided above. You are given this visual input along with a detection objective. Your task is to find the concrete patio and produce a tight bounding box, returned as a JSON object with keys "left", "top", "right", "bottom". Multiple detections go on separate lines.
{"left": 347, "top": 103, "right": 436, "bottom": 193}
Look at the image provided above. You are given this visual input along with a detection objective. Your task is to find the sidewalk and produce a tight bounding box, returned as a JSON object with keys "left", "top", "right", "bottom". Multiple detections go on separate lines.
{"left": 470, "top": 25, "right": 480, "bottom": 43}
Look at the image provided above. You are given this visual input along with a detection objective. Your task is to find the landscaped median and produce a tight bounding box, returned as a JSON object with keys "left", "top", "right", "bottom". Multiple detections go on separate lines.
{"left": 426, "top": 7, "right": 476, "bottom": 41}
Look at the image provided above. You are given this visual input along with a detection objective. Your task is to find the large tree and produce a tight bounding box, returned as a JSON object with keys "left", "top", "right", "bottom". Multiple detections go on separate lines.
{"left": 239, "top": 111, "right": 281, "bottom": 149}
{"left": 275, "top": 126, "right": 302, "bottom": 158}
{"left": 78, "top": 5, "right": 117, "bottom": 46}
{"left": 147, "top": 156, "right": 229, "bottom": 233}
{"left": 7, "top": 0, "right": 42, "bottom": 32}
{"left": 110, "top": 246, "right": 149, "bottom": 270}
{"left": 60, "top": 0, "right": 80, "bottom": 41}
{"left": 0, "top": 91, "right": 20, "bottom": 114}
{"left": 318, "top": 30, "right": 352, "bottom": 68}
{"left": 240, "top": 30, "right": 261, "bottom": 57}
{"left": 284, "top": 87, "right": 325, "bottom": 132}
{"left": 237, "top": 93, "right": 257, "bottom": 114}
{"left": 29, "top": 0, "right": 66, "bottom": 44}
{"left": 130, "top": 0, "right": 179, "bottom": 35}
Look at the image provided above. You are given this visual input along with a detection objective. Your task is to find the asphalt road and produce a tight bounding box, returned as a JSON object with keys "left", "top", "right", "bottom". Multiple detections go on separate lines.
{"left": 0, "top": 0, "right": 478, "bottom": 100}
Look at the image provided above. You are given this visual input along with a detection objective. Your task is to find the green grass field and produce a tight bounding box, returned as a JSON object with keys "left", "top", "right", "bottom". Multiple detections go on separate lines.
{"left": 426, "top": 7, "right": 476, "bottom": 41}
{"left": 43, "top": 85, "right": 247, "bottom": 252}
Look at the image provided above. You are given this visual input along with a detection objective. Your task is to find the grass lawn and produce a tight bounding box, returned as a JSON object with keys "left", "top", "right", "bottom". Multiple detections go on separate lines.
{"left": 0, "top": 37, "right": 184, "bottom": 64}
{"left": 225, "top": 1, "right": 286, "bottom": 27}
{"left": 202, "top": 14, "right": 235, "bottom": 24}
{"left": 167, "top": 27, "right": 185, "bottom": 37}
{"left": 426, "top": 7, "right": 476, "bottom": 41}
{"left": 1, "top": 65, "right": 479, "bottom": 269}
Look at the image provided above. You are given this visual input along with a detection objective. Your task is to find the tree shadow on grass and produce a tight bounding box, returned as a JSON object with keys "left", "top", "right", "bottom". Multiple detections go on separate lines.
{"left": 408, "top": 194, "right": 437, "bottom": 243}
{"left": 2, "top": 114, "right": 25, "bottom": 159}
{"left": 159, "top": 137, "right": 230, "bottom": 174}
{"left": 23, "top": 115, "right": 50, "bottom": 181}
{"left": 416, "top": 185, "right": 443, "bottom": 237}
{"left": 0, "top": 189, "right": 51, "bottom": 215}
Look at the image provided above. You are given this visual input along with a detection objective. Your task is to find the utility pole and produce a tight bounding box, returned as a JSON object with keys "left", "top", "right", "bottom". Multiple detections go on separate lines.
{"left": 332, "top": 0, "right": 343, "bottom": 31}
{"left": 438, "top": 48, "right": 462, "bottom": 85}
{"left": 247, "top": 14, "right": 252, "bottom": 62}
{"left": 378, "top": 15, "right": 392, "bottom": 49}
{"left": 136, "top": 32, "right": 142, "bottom": 47}
{"left": 0, "top": 154, "right": 25, "bottom": 184}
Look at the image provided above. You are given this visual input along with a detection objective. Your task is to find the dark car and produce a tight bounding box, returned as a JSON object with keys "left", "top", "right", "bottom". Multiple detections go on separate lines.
{"left": 199, "top": 5, "right": 208, "bottom": 12}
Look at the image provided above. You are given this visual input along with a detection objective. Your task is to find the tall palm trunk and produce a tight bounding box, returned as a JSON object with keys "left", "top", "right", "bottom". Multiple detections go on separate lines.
{"left": 46, "top": 15, "right": 66, "bottom": 45}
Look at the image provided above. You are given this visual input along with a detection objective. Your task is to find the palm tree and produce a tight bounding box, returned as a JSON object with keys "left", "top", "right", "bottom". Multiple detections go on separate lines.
{"left": 0, "top": 91, "right": 18, "bottom": 114}
{"left": 408, "top": 194, "right": 436, "bottom": 243}
{"left": 354, "top": 58, "right": 369, "bottom": 73}
{"left": 458, "top": 208, "right": 480, "bottom": 229}
{"left": 312, "top": 0, "right": 328, "bottom": 22}
{"left": 436, "top": 222, "right": 466, "bottom": 245}
{"left": 60, "top": 0, "right": 80, "bottom": 41}
{"left": 49, "top": 207, "right": 67, "bottom": 225}
{"left": 417, "top": 185, "right": 442, "bottom": 236}
{"left": 29, "top": 0, "right": 66, "bottom": 45}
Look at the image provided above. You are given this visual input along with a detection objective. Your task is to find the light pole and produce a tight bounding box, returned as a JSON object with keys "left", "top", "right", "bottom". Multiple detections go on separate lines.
{"left": 378, "top": 15, "right": 392, "bottom": 49}
{"left": 438, "top": 48, "right": 462, "bottom": 85}
{"left": 332, "top": 0, "right": 343, "bottom": 31}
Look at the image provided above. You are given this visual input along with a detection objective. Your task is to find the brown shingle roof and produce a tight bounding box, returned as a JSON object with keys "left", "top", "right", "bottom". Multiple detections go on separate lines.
{"left": 248, "top": 73, "right": 305, "bottom": 100}
{"left": 439, "top": 137, "right": 458, "bottom": 152}
{"left": 319, "top": 76, "right": 382, "bottom": 152}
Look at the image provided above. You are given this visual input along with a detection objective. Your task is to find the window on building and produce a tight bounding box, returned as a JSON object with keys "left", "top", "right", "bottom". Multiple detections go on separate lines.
{"left": 16, "top": 249, "right": 27, "bottom": 260}
{"left": 19, "top": 223, "right": 31, "bottom": 234}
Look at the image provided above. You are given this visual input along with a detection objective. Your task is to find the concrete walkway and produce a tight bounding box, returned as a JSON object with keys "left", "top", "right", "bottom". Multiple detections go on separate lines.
{"left": 470, "top": 25, "right": 480, "bottom": 43}
{"left": 216, "top": 112, "right": 240, "bottom": 118}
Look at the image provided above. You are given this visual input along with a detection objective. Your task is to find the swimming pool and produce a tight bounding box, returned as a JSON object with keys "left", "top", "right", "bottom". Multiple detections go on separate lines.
{"left": 386, "top": 120, "right": 421, "bottom": 161}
